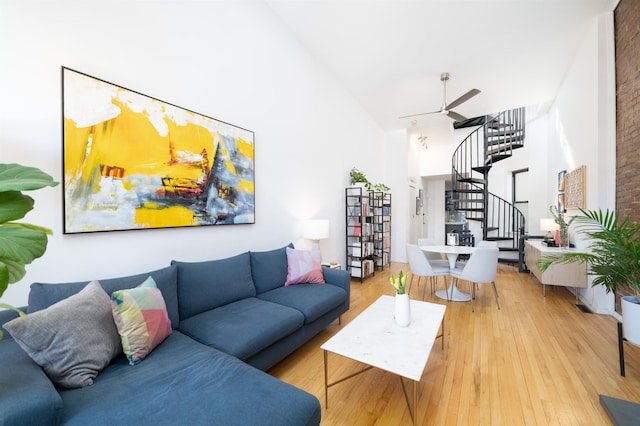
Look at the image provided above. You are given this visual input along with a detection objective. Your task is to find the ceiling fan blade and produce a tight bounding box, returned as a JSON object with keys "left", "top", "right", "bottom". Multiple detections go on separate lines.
{"left": 445, "top": 89, "right": 481, "bottom": 111}
{"left": 398, "top": 110, "right": 441, "bottom": 119}
{"left": 446, "top": 110, "right": 468, "bottom": 122}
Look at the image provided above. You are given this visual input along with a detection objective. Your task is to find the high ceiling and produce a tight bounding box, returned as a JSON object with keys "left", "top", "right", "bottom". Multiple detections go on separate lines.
{"left": 265, "top": 0, "right": 615, "bottom": 144}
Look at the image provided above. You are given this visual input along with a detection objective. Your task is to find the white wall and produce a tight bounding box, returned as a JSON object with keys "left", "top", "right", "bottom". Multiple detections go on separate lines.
{"left": 0, "top": 1, "right": 388, "bottom": 306}
{"left": 544, "top": 13, "right": 616, "bottom": 314}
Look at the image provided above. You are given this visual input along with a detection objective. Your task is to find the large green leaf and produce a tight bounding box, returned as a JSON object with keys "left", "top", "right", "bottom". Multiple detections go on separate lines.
{"left": 0, "top": 191, "right": 34, "bottom": 222}
{"left": 0, "top": 261, "right": 8, "bottom": 297}
{"left": 0, "top": 224, "right": 48, "bottom": 267}
{"left": 0, "top": 163, "right": 59, "bottom": 193}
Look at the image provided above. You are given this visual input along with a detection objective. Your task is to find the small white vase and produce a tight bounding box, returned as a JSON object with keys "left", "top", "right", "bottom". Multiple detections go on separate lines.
{"left": 394, "top": 293, "right": 411, "bottom": 327}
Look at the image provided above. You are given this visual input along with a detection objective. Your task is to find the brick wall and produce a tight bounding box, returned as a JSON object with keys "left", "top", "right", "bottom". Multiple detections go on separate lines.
{"left": 615, "top": 0, "right": 640, "bottom": 312}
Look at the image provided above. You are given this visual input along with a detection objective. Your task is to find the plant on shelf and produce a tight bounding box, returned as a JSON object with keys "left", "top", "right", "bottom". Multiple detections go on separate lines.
{"left": 0, "top": 163, "right": 59, "bottom": 338}
{"left": 349, "top": 167, "right": 371, "bottom": 189}
{"left": 550, "top": 205, "right": 575, "bottom": 247}
{"left": 373, "top": 183, "right": 390, "bottom": 192}
{"left": 389, "top": 270, "right": 407, "bottom": 294}
{"left": 538, "top": 208, "right": 640, "bottom": 345}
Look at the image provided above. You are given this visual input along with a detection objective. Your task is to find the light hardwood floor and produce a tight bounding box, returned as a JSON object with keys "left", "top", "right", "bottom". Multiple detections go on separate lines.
{"left": 269, "top": 262, "right": 640, "bottom": 425}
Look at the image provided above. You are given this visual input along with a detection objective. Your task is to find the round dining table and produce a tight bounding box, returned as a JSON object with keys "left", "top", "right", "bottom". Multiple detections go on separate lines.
{"left": 420, "top": 244, "right": 476, "bottom": 302}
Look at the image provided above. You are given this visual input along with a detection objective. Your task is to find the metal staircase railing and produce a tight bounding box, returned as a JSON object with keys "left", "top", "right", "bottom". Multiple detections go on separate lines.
{"left": 451, "top": 107, "right": 526, "bottom": 254}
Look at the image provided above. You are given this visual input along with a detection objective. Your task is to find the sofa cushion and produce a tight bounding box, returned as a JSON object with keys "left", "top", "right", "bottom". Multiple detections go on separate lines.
{"left": 179, "top": 297, "right": 304, "bottom": 360}
{"left": 250, "top": 243, "right": 293, "bottom": 294}
{"left": 258, "top": 283, "right": 347, "bottom": 324}
{"left": 111, "top": 277, "right": 172, "bottom": 365}
{"left": 58, "top": 331, "right": 321, "bottom": 426}
{"left": 28, "top": 265, "right": 179, "bottom": 329}
{"left": 4, "top": 281, "right": 122, "bottom": 388}
{"left": 172, "top": 252, "right": 256, "bottom": 320}
{"left": 285, "top": 247, "right": 325, "bottom": 286}
{"left": 0, "top": 337, "right": 63, "bottom": 425}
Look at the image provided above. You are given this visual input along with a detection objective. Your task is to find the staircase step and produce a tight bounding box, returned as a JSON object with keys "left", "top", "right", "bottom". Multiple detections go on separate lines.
{"left": 454, "top": 189, "right": 484, "bottom": 194}
{"left": 486, "top": 129, "right": 524, "bottom": 138}
{"left": 472, "top": 166, "right": 492, "bottom": 174}
{"left": 457, "top": 207, "right": 484, "bottom": 212}
{"left": 487, "top": 136, "right": 525, "bottom": 146}
{"left": 454, "top": 198, "right": 484, "bottom": 203}
{"left": 486, "top": 236, "right": 514, "bottom": 241}
{"left": 459, "top": 177, "right": 486, "bottom": 185}
{"left": 487, "top": 122, "right": 513, "bottom": 130}
{"left": 486, "top": 153, "right": 512, "bottom": 163}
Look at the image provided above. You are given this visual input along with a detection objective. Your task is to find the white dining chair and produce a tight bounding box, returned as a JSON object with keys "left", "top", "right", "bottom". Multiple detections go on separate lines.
{"left": 449, "top": 247, "right": 500, "bottom": 312}
{"left": 406, "top": 243, "right": 450, "bottom": 299}
{"left": 417, "top": 238, "right": 450, "bottom": 268}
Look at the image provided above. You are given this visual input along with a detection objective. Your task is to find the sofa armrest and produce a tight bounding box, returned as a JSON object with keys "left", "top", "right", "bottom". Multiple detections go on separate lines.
{"left": 0, "top": 306, "right": 26, "bottom": 341}
{"left": 322, "top": 268, "right": 350, "bottom": 310}
{"left": 0, "top": 337, "right": 63, "bottom": 425}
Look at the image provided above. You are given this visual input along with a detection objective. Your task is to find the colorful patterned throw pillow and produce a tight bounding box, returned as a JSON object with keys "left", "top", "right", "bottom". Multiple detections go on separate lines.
{"left": 111, "top": 277, "right": 172, "bottom": 365}
{"left": 284, "top": 247, "right": 325, "bottom": 286}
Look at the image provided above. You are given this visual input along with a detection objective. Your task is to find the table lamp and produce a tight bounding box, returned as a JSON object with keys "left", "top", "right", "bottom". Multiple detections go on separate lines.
{"left": 539, "top": 218, "right": 559, "bottom": 241}
{"left": 302, "top": 219, "right": 330, "bottom": 253}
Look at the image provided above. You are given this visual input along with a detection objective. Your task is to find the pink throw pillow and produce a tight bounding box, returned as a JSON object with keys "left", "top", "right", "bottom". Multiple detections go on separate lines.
{"left": 284, "top": 247, "right": 325, "bottom": 286}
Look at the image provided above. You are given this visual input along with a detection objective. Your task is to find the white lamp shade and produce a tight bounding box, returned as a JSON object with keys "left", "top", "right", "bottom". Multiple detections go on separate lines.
{"left": 539, "top": 218, "right": 559, "bottom": 232}
{"left": 302, "top": 219, "right": 330, "bottom": 240}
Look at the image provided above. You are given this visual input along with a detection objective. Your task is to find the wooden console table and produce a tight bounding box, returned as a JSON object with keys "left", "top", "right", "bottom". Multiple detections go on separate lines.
{"left": 524, "top": 240, "right": 587, "bottom": 298}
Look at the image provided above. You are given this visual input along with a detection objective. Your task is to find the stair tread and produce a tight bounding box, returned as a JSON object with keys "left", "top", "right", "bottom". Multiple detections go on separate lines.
{"left": 454, "top": 189, "right": 484, "bottom": 193}
{"left": 487, "top": 137, "right": 525, "bottom": 147}
{"left": 459, "top": 177, "right": 486, "bottom": 184}
{"left": 486, "top": 129, "right": 524, "bottom": 137}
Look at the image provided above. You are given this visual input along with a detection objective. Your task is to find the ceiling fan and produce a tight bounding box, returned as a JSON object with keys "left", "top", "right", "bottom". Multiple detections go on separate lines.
{"left": 400, "top": 72, "right": 481, "bottom": 122}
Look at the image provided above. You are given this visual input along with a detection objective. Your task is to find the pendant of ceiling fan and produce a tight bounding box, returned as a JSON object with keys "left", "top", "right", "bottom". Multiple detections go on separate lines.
{"left": 399, "top": 72, "right": 481, "bottom": 122}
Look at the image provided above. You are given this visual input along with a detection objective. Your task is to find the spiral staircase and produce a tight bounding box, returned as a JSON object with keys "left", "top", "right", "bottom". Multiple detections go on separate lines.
{"left": 451, "top": 107, "right": 526, "bottom": 262}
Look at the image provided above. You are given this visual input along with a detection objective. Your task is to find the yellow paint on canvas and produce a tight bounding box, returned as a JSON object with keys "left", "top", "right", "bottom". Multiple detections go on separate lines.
{"left": 237, "top": 179, "right": 254, "bottom": 193}
{"left": 237, "top": 137, "right": 253, "bottom": 160}
{"left": 65, "top": 97, "right": 216, "bottom": 185}
{"left": 134, "top": 204, "right": 196, "bottom": 228}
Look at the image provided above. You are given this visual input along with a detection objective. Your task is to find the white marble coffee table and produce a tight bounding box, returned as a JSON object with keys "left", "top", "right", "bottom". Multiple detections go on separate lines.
{"left": 321, "top": 295, "right": 446, "bottom": 425}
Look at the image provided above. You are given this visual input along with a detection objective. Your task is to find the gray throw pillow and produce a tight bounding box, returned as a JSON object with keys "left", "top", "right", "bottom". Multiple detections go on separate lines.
{"left": 3, "top": 281, "right": 122, "bottom": 388}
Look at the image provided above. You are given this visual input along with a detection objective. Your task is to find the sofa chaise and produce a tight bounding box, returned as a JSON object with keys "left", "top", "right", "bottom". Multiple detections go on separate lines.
{"left": 0, "top": 244, "right": 350, "bottom": 425}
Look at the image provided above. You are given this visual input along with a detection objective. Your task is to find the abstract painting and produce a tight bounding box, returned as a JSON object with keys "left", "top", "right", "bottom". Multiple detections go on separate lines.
{"left": 62, "top": 67, "right": 255, "bottom": 233}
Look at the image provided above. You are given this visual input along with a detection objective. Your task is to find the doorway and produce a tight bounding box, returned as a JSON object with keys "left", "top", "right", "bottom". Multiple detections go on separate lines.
{"left": 512, "top": 168, "right": 529, "bottom": 233}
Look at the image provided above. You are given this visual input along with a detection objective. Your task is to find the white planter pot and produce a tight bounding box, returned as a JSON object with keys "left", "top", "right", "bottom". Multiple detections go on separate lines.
{"left": 622, "top": 296, "right": 640, "bottom": 347}
{"left": 394, "top": 293, "right": 411, "bottom": 327}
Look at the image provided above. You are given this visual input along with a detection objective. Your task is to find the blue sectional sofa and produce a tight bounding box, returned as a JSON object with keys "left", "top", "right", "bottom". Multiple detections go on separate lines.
{"left": 0, "top": 244, "right": 350, "bottom": 425}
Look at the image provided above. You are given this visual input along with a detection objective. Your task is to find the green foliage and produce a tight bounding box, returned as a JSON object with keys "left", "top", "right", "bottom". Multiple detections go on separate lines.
{"left": 373, "top": 183, "right": 391, "bottom": 192}
{"left": 0, "top": 163, "right": 58, "bottom": 300}
{"left": 349, "top": 167, "right": 390, "bottom": 192}
{"left": 538, "top": 208, "right": 640, "bottom": 295}
{"left": 349, "top": 167, "right": 370, "bottom": 186}
{"left": 389, "top": 270, "right": 408, "bottom": 294}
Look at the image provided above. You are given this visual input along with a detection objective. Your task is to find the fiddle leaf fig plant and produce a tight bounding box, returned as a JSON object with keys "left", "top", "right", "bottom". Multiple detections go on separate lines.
{"left": 0, "top": 163, "right": 59, "bottom": 335}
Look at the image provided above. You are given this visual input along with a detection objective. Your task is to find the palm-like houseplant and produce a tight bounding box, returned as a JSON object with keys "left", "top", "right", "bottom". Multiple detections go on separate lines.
{"left": 0, "top": 163, "right": 58, "bottom": 338}
{"left": 538, "top": 208, "right": 640, "bottom": 345}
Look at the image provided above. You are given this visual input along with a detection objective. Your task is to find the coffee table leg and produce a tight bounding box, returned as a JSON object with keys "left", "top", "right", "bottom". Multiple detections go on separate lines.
{"left": 324, "top": 350, "right": 329, "bottom": 408}
{"left": 413, "top": 380, "right": 418, "bottom": 426}
{"left": 399, "top": 376, "right": 419, "bottom": 425}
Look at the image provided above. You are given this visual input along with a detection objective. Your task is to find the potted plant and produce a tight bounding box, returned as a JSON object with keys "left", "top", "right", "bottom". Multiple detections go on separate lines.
{"left": 0, "top": 163, "right": 58, "bottom": 338}
{"left": 550, "top": 205, "right": 575, "bottom": 247}
{"left": 390, "top": 270, "right": 410, "bottom": 326}
{"left": 538, "top": 208, "right": 640, "bottom": 346}
{"left": 349, "top": 167, "right": 371, "bottom": 189}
